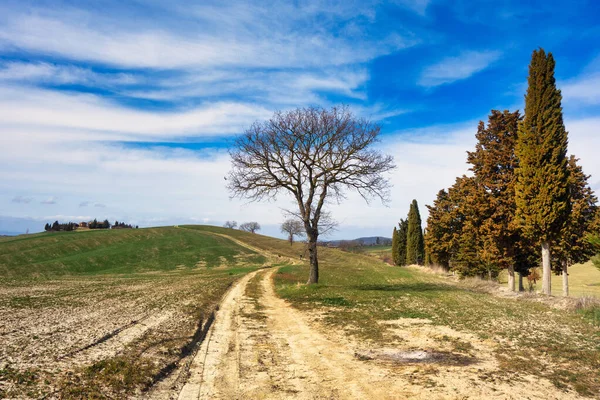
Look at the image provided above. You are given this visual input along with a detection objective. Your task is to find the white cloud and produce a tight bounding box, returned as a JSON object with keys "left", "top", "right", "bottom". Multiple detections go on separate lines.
{"left": 419, "top": 50, "right": 502, "bottom": 87}
{"left": 41, "top": 196, "right": 57, "bottom": 205}
{"left": 0, "top": 85, "right": 271, "bottom": 139}
{"left": 0, "top": 7, "right": 413, "bottom": 70}
{"left": 561, "top": 56, "right": 600, "bottom": 105}
{"left": 0, "top": 61, "right": 138, "bottom": 86}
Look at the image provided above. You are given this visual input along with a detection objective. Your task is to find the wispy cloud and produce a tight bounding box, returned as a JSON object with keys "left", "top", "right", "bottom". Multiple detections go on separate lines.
{"left": 0, "top": 5, "right": 414, "bottom": 70}
{"left": 12, "top": 195, "right": 32, "bottom": 204}
{"left": 94, "top": 203, "right": 106, "bottom": 208}
{"left": 41, "top": 196, "right": 57, "bottom": 205}
{"left": 0, "top": 85, "right": 272, "bottom": 139}
{"left": 419, "top": 50, "right": 502, "bottom": 87}
{"left": 561, "top": 56, "right": 600, "bottom": 106}
{"left": 79, "top": 201, "right": 90, "bottom": 207}
{"left": 0, "top": 61, "right": 138, "bottom": 86}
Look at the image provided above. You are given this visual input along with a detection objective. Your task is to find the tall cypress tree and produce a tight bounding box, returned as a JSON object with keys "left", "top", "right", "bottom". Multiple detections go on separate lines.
{"left": 397, "top": 218, "right": 408, "bottom": 266}
{"left": 391, "top": 227, "right": 400, "bottom": 265}
{"left": 406, "top": 200, "right": 424, "bottom": 265}
{"left": 515, "top": 48, "right": 570, "bottom": 295}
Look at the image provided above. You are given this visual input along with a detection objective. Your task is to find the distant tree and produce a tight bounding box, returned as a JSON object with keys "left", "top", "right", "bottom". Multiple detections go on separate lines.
{"left": 44, "top": 223, "right": 50, "bottom": 232}
{"left": 391, "top": 227, "right": 399, "bottom": 265}
{"left": 52, "top": 220, "right": 60, "bottom": 231}
{"left": 376, "top": 237, "right": 381, "bottom": 245}
{"left": 552, "top": 156, "right": 598, "bottom": 296}
{"left": 102, "top": 219, "right": 111, "bottom": 229}
{"left": 227, "top": 106, "right": 395, "bottom": 284}
{"left": 397, "top": 218, "right": 408, "bottom": 266}
{"left": 223, "top": 220, "right": 238, "bottom": 229}
{"left": 239, "top": 221, "right": 261, "bottom": 233}
{"left": 406, "top": 200, "right": 424, "bottom": 265}
{"left": 515, "top": 48, "right": 570, "bottom": 295}
{"left": 281, "top": 219, "right": 305, "bottom": 245}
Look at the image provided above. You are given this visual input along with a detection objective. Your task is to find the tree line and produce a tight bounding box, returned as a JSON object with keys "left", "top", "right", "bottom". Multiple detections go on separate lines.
{"left": 422, "top": 49, "right": 599, "bottom": 296}
{"left": 392, "top": 199, "right": 425, "bottom": 266}
{"left": 44, "top": 219, "right": 138, "bottom": 232}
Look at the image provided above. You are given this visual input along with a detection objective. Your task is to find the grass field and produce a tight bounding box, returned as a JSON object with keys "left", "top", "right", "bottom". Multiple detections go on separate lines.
{"left": 274, "top": 248, "right": 600, "bottom": 397}
{"left": 496, "top": 261, "right": 600, "bottom": 298}
{"left": 0, "top": 226, "right": 274, "bottom": 399}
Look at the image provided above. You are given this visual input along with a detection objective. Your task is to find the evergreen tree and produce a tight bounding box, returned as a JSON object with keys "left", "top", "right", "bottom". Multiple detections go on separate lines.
{"left": 391, "top": 227, "right": 400, "bottom": 265}
{"left": 515, "top": 48, "right": 570, "bottom": 295}
{"left": 553, "top": 156, "right": 598, "bottom": 296}
{"left": 406, "top": 200, "right": 424, "bottom": 265}
{"left": 397, "top": 218, "right": 408, "bottom": 266}
{"left": 467, "top": 110, "right": 522, "bottom": 290}
{"left": 447, "top": 176, "right": 490, "bottom": 277}
{"left": 425, "top": 189, "right": 454, "bottom": 269}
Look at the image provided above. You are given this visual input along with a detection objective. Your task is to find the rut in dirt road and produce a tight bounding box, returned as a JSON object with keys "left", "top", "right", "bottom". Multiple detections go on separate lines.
{"left": 176, "top": 268, "right": 420, "bottom": 400}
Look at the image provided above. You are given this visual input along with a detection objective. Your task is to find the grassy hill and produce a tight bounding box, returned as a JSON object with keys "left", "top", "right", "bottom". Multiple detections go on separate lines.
{"left": 0, "top": 226, "right": 266, "bottom": 279}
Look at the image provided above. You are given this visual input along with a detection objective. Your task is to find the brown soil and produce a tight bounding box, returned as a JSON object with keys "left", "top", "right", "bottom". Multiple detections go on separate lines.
{"left": 174, "top": 269, "right": 588, "bottom": 400}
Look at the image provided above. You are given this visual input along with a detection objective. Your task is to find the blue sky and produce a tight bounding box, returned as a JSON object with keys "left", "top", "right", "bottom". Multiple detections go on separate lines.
{"left": 1, "top": 0, "right": 599, "bottom": 239}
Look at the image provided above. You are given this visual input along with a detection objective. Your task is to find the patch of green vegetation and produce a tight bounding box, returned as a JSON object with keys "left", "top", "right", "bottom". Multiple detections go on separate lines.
{"left": 58, "top": 356, "right": 157, "bottom": 398}
{"left": 0, "top": 227, "right": 266, "bottom": 279}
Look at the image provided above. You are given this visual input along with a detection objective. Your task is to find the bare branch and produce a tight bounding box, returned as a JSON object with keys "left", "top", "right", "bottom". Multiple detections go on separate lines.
{"left": 227, "top": 105, "right": 395, "bottom": 283}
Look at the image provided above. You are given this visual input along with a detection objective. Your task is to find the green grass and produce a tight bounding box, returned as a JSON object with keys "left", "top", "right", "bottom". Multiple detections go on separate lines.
{"left": 497, "top": 260, "right": 600, "bottom": 298}
{"left": 0, "top": 227, "right": 266, "bottom": 279}
{"left": 274, "top": 249, "right": 600, "bottom": 397}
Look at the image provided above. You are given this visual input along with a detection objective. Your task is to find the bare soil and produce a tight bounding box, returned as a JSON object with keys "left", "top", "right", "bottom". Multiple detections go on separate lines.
{"left": 175, "top": 268, "right": 588, "bottom": 400}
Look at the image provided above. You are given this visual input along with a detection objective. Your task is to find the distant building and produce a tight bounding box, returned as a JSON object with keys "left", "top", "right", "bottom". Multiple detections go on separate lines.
{"left": 79, "top": 222, "right": 88, "bottom": 228}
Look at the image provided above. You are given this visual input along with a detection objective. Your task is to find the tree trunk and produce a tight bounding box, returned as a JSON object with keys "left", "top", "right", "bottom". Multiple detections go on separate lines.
{"left": 507, "top": 265, "right": 515, "bottom": 292}
{"left": 518, "top": 273, "right": 525, "bottom": 292}
{"left": 562, "top": 261, "right": 569, "bottom": 297}
{"left": 307, "top": 238, "right": 319, "bottom": 284}
{"left": 541, "top": 241, "right": 551, "bottom": 295}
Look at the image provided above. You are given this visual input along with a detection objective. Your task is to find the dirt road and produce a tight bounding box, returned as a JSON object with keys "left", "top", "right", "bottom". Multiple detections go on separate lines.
{"left": 175, "top": 269, "right": 587, "bottom": 400}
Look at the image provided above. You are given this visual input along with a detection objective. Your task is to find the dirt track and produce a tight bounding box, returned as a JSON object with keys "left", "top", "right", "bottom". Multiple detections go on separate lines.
{"left": 175, "top": 268, "right": 587, "bottom": 400}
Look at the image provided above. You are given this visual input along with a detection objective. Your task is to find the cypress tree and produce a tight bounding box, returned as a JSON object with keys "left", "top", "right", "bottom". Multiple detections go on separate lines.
{"left": 397, "top": 218, "right": 408, "bottom": 266}
{"left": 425, "top": 189, "right": 453, "bottom": 269}
{"left": 391, "top": 227, "right": 400, "bottom": 265}
{"left": 467, "top": 110, "right": 522, "bottom": 290}
{"left": 515, "top": 48, "right": 570, "bottom": 295}
{"left": 406, "top": 200, "right": 424, "bottom": 265}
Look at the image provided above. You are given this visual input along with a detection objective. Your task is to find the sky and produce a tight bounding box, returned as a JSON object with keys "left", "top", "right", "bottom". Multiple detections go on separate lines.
{"left": 1, "top": 0, "right": 599, "bottom": 239}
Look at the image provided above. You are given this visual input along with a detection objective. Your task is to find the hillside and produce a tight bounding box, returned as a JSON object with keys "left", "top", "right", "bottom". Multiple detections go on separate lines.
{"left": 0, "top": 226, "right": 279, "bottom": 398}
{"left": 0, "top": 226, "right": 266, "bottom": 279}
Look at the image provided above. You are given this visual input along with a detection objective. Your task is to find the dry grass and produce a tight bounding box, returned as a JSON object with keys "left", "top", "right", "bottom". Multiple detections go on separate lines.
{"left": 0, "top": 226, "right": 269, "bottom": 399}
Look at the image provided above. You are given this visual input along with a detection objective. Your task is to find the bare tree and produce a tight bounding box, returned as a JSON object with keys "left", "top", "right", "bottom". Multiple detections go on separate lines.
{"left": 239, "top": 221, "right": 261, "bottom": 233}
{"left": 281, "top": 219, "right": 305, "bottom": 245}
{"left": 223, "top": 220, "right": 238, "bottom": 229}
{"left": 228, "top": 106, "right": 395, "bottom": 284}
